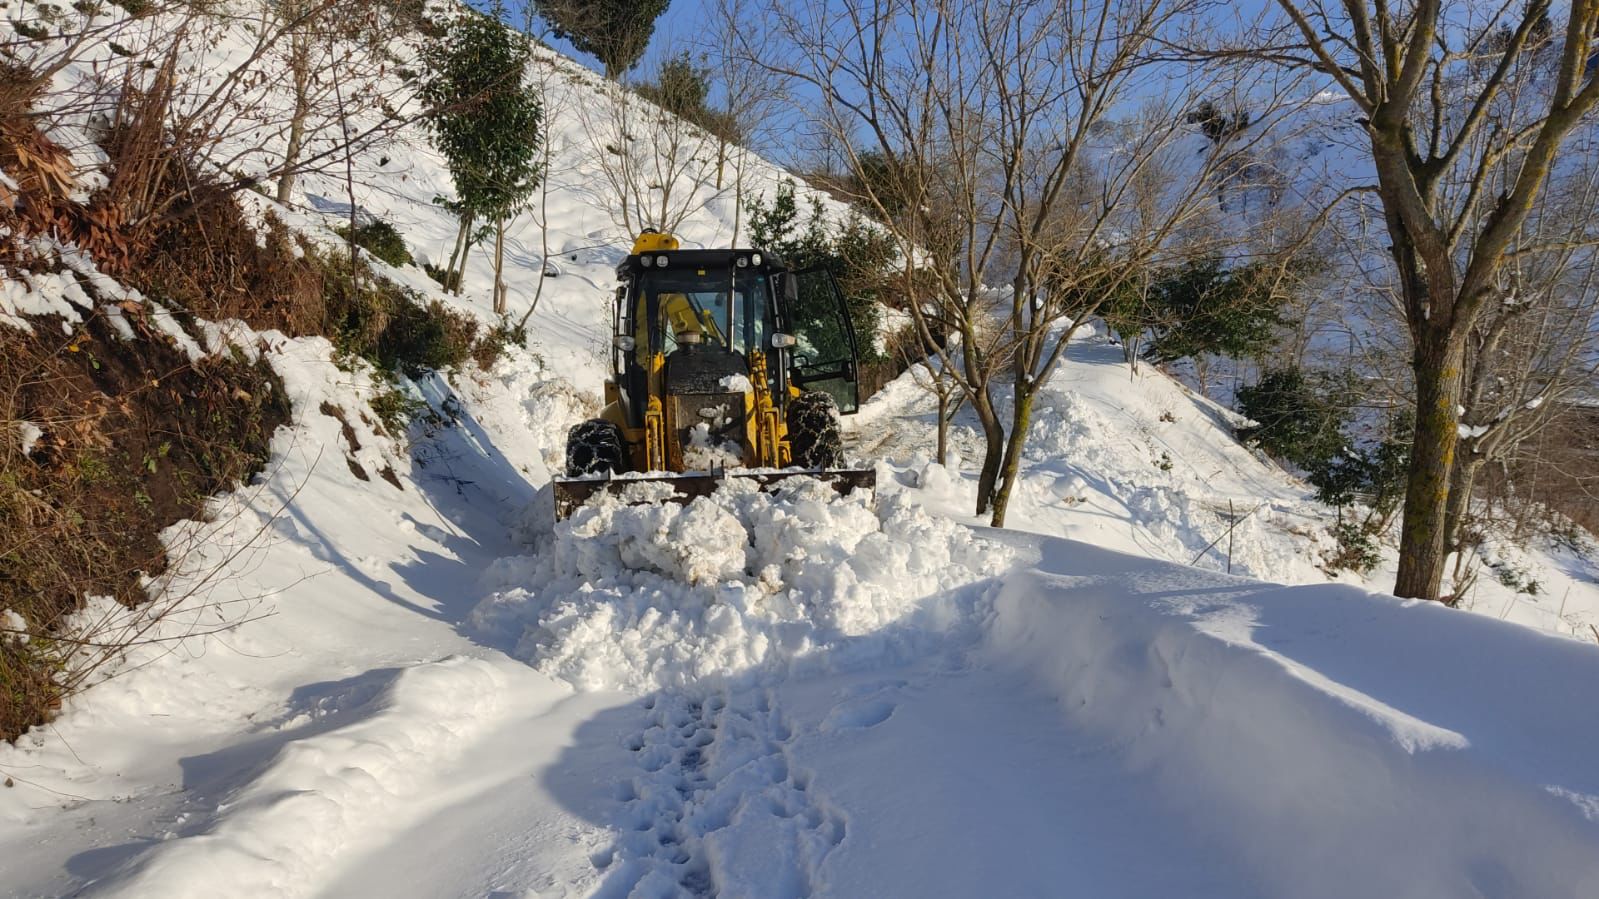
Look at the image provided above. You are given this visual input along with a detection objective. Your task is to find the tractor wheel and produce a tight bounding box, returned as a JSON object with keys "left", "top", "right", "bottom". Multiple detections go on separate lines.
{"left": 788, "top": 391, "right": 843, "bottom": 469}
{"left": 565, "top": 419, "right": 627, "bottom": 477}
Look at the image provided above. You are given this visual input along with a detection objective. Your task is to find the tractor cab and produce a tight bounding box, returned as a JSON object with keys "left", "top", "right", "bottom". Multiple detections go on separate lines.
{"left": 614, "top": 239, "right": 860, "bottom": 411}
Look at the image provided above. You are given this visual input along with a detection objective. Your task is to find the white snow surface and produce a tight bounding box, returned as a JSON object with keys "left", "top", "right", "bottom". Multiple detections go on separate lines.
{"left": 3, "top": 2, "right": 1599, "bottom": 897}
{"left": 0, "top": 608, "right": 25, "bottom": 645}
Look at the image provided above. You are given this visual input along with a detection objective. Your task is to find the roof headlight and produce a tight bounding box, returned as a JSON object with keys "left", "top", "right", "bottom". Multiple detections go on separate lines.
{"left": 751, "top": 253, "right": 762, "bottom": 266}
{"left": 736, "top": 255, "right": 749, "bottom": 268}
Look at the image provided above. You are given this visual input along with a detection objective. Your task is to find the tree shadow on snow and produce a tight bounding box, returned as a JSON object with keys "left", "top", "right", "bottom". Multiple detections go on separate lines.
{"left": 384, "top": 373, "right": 542, "bottom": 627}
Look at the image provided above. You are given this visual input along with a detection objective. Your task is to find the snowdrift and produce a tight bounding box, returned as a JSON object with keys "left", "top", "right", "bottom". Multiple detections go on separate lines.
{"left": 470, "top": 475, "right": 1012, "bottom": 691}
{"left": 988, "top": 533, "right": 1599, "bottom": 899}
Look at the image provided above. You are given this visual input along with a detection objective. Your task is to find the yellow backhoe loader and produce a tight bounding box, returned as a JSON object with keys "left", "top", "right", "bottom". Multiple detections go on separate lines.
{"left": 553, "top": 231, "right": 875, "bottom": 518}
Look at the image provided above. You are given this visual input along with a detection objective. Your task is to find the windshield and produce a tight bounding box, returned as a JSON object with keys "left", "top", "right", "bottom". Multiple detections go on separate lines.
{"left": 639, "top": 266, "right": 768, "bottom": 355}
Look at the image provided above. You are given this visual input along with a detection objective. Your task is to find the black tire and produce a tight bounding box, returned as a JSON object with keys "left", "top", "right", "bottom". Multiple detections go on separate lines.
{"left": 565, "top": 419, "right": 627, "bottom": 477}
{"left": 788, "top": 391, "right": 843, "bottom": 469}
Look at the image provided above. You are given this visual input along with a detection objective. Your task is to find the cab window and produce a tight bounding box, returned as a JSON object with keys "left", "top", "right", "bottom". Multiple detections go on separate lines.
{"left": 642, "top": 267, "right": 766, "bottom": 355}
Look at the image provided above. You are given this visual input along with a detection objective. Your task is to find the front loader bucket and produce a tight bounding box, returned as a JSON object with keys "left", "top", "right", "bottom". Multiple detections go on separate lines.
{"left": 553, "top": 468, "right": 876, "bottom": 520}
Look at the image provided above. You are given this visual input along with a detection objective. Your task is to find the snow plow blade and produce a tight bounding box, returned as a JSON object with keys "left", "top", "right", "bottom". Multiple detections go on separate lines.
{"left": 553, "top": 469, "right": 876, "bottom": 520}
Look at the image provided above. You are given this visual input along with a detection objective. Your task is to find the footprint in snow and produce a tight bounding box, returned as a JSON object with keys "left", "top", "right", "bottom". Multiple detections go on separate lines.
{"left": 821, "top": 697, "right": 897, "bottom": 732}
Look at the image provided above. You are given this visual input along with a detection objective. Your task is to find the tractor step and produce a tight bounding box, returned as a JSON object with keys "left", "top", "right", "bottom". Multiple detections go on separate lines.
{"left": 552, "top": 468, "right": 876, "bottom": 520}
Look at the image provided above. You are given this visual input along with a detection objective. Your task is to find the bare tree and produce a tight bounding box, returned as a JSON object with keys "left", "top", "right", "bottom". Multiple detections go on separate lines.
{"left": 699, "top": 0, "right": 792, "bottom": 243}
{"left": 1443, "top": 149, "right": 1599, "bottom": 563}
{"left": 579, "top": 62, "right": 725, "bottom": 236}
{"left": 7, "top": 0, "right": 413, "bottom": 263}
{"left": 757, "top": 0, "right": 1293, "bottom": 525}
{"left": 270, "top": 0, "right": 368, "bottom": 206}
{"left": 1240, "top": 0, "right": 1599, "bottom": 600}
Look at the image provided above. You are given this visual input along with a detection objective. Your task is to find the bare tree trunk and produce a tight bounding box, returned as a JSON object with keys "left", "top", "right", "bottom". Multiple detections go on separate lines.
{"left": 715, "top": 134, "right": 727, "bottom": 190}
{"left": 446, "top": 213, "right": 473, "bottom": 295}
{"left": 935, "top": 385, "right": 951, "bottom": 468}
{"left": 989, "top": 386, "right": 1037, "bottom": 527}
{"left": 335, "top": 61, "right": 357, "bottom": 285}
{"left": 1444, "top": 454, "right": 1483, "bottom": 558}
{"left": 275, "top": 30, "right": 311, "bottom": 205}
{"left": 492, "top": 215, "right": 508, "bottom": 315}
{"left": 1394, "top": 333, "right": 1466, "bottom": 600}
{"left": 731, "top": 145, "right": 746, "bottom": 244}
{"left": 519, "top": 133, "right": 555, "bottom": 329}
{"left": 970, "top": 389, "right": 1005, "bottom": 517}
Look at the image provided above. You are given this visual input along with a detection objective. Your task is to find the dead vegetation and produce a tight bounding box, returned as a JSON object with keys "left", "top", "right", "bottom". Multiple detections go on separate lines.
{"left": 0, "top": 16, "right": 501, "bottom": 738}
{"left": 0, "top": 282, "right": 290, "bottom": 740}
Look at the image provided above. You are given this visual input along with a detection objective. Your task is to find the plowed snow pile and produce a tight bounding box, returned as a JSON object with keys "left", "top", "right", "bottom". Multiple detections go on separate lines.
{"left": 469, "top": 477, "right": 1010, "bottom": 691}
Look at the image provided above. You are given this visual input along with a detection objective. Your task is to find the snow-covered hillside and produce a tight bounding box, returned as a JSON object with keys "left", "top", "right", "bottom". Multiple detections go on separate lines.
{"left": 4, "top": 2, "right": 1599, "bottom": 897}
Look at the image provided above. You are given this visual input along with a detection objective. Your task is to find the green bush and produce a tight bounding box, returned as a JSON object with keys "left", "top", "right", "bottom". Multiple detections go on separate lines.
{"left": 532, "top": 0, "right": 669, "bottom": 78}
{"left": 422, "top": 262, "right": 461, "bottom": 292}
{"left": 382, "top": 297, "right": 479, "bottom": 376}
{"left": 1235, "top": 367, "right": 1354, "bottom": 472}
{"left": 1492, "top": 561, "right": 1542, "bottom": 595}
{"left": 473, "top": 319, "right": 525, "bottom": 370}
{"left": 314, "top": 247, "right": 478, "bottom": 376}
{"left": 637, "top": 51, "right": 709, "bottom": 117}
{"left": 371, "top": 385, "right": 427, "bottom": 436}
{"left": 635, "top": 52, "right": 742, "bottom": 143}
{"left": 1185, "top": 100, "right": 1251, "bottom": 144}
{"left": 1306, "top": 411, "right": 1411, "bottom": 516}
{"left": 335, "top": 219, "right": 414, "bottom": 269}
{"left": 745, "top": 180, "right": 894, "bottom": 362}
{"left": 1328, "top": 518, "right": 1383, "bottom": 574}
{"left": 1143, "top": 257, "right": 1285, "bottom": 364}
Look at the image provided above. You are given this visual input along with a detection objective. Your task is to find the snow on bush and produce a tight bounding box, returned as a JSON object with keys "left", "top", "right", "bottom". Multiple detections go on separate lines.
{"left": 470, "top": 476, "right": 1010, "bottom": 691}
{"left": 14, "top": 421, "right": 43, "bottom": 457}
{"left": 1, "top": 608, "right": 26, "bottom": 645}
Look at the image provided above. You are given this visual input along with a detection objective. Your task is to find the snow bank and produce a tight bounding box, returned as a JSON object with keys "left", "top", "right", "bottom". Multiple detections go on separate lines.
{"left": 987, "top": 535, "right": 1599, "bottom": 899}
{"left": 856, "top": 334, "right": 1337, "bottom": 587}
{"left": 96, "top": 657, "right": 522, "bottom": 899}
{"left": 470, "top": 477, "right": 1010, "bottom": 692}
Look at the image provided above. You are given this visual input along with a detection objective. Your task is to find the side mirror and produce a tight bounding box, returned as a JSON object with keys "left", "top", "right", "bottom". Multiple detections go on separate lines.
{"left": 771, "top": 332, "right": 798, "bottom": 348}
